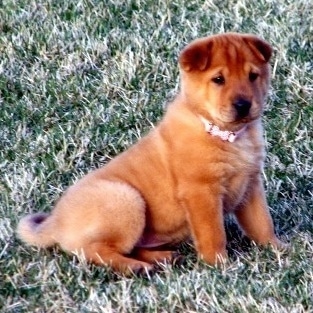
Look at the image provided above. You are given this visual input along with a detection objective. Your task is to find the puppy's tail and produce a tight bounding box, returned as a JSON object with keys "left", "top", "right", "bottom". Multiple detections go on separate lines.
{"left": 17, "top": 213, "right": 57, "bottom": 248}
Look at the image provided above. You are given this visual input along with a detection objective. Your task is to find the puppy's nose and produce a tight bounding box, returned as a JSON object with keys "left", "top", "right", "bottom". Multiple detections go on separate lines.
{"left": 233, "top": 98, "right": 251, "bottom": 118}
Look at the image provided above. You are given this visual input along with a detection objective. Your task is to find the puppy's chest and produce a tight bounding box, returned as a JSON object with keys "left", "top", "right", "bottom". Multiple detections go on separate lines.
{"left": 220, "top": 143, "right": 263, "bottom": 211}
{"left": 222, "top": 171, "right": 251, "bottom": 212}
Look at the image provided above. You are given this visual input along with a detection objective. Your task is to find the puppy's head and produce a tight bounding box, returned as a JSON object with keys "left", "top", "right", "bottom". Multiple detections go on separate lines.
{"left": 179, "top": 33, "right": 272, "bottom": 130}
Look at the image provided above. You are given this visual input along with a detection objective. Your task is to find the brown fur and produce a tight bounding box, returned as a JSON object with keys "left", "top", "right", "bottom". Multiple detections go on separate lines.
{"left": 17, "top": 33, "right": 286, "bottom": 274}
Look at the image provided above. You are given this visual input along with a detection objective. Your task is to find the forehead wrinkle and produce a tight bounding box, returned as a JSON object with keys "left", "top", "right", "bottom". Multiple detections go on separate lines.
{"left": 210, "top": 37, "right": 259, "bottom": 77}
{"left": 212, "top": 43, "right": 244, "bottom": 73}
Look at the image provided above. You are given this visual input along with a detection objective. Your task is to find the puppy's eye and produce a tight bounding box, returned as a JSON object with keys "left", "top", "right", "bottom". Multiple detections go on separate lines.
{"left": 212, "top": 76, "right": 225, "bottom": 85}
{"left": 249, "top": 72, "right": 259, "bottom": 82}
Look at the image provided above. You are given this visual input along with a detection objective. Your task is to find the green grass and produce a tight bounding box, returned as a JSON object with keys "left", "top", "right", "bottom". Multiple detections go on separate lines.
{"left": 1, "top": 0, "right": 312, "bottom": 312}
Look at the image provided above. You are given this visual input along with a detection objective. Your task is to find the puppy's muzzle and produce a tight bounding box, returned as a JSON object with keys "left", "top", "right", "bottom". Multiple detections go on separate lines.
{"left": 233, "top": 98, "right": 251, "bottom": 119}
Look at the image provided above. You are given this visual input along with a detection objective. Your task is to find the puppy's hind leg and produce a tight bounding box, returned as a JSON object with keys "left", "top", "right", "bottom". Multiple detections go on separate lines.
{"left": 59, "top": 180, "right": 152, "bottom": 274}
{"left": 82, "top": 243, "right": 154, "bottom": 275}
{"left": 131, "top": 247, "right": 181, "bottom": 265}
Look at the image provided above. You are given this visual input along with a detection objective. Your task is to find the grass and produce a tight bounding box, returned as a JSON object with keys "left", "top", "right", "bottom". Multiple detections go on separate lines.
{"left": 0, "top": 0, "right": 312, "bottom": 312}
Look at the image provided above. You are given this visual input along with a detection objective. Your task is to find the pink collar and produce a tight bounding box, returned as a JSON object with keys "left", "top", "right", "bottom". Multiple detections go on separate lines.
{"left": 199, "top": 116, "right": 246, "bottom": 143}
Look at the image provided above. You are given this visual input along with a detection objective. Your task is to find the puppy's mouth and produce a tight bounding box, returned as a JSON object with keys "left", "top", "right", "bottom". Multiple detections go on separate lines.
{"left": 219, "top": 104, "right": 262, "bottom": 127}
{"left": 234, "top": 115, "right": 257, "bottom": 124}
{"left": 217, "top": 112, "right": 260, "bottom": 131}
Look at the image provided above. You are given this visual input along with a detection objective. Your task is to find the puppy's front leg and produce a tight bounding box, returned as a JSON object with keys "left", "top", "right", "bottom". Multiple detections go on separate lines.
{"left": 234, "top": 175, "right": 285, "bottom": 248}
{"left": 181, "top": 187, "right": 227, "bottom": 265}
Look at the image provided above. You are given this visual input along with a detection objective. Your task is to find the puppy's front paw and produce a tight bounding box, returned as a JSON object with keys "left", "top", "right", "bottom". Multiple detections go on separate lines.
{"left": 200, "top": 249, "right": 228, "bottom": 267}
{"left": 269, "top": 238, "right": 290, "bottom": 252}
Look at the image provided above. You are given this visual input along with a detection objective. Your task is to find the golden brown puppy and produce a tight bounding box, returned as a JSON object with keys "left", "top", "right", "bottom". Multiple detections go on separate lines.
{"left": 17, "top": 33, "right": 286, "bottom": 274}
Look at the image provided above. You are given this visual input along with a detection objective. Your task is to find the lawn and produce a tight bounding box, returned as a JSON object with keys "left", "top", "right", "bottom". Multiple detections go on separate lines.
{"left": 0, "top": 0, "right": 312, "bottom": 312}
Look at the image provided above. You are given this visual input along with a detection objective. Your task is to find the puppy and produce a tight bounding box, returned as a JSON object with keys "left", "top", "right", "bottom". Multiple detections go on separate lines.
{"left": 17, "top": 33, "right": 286, "bottom": 274}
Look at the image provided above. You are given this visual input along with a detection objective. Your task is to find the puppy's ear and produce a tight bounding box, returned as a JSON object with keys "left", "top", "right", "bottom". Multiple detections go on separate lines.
{"left": 244, "top": 36, "right": 272, "bottom": 62}
{"left": 179, "top": 40, "right": 213, "bottom": 72}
